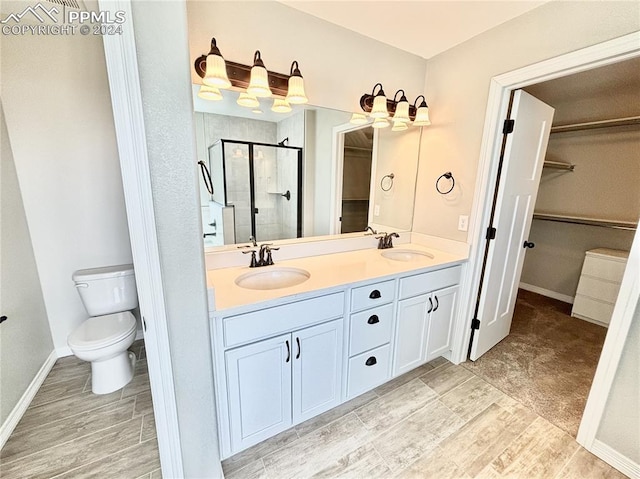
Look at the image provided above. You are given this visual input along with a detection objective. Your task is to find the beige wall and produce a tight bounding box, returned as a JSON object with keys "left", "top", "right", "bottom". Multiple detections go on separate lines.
{"left": 0, "top": 105, "right": 54, "bottom": 425}
{"left": 186, "top": 1, "right": 426, "bottom": 115}
{"left": 1, "top": 0, "right": 133, "bottom": 352}
{"left": 413, "top": 1, "right": 640, "bottom": 241}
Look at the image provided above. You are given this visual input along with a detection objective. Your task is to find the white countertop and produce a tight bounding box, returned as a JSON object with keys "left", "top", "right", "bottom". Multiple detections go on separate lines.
{"left": 206, "top": 244, "right": 467, "bottom": 313}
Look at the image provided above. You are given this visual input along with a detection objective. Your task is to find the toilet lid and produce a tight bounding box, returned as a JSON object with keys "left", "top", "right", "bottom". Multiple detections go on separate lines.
{"left": 68, "top": 312, "right": 137, "bottom": 351}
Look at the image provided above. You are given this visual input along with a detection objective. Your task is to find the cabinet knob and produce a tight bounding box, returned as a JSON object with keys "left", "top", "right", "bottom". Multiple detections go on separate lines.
{"left": 365, "top": 356, "right": 377, "bottom": 366}
{"left": 0, "top": 315, "right": 6, "bottom": 324}
{"left": 367, "top": 315, "right": 380, "bottom": 325}
{"left": 369, "top": 289, "right": 381, "bottom": 299}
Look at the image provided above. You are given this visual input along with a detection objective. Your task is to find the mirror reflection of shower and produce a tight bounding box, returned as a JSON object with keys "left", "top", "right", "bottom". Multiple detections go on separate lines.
{"left": 205, "top": 139, "right": 303, "bottom": 244}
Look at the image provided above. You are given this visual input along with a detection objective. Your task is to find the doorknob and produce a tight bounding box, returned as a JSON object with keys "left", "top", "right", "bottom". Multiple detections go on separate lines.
{"left": 523, "top": 241, "right": 535, "bottom": 249}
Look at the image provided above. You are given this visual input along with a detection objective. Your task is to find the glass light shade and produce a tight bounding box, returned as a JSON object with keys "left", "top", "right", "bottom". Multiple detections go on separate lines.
{"left": 271, "top": 98, "right": 292, "bottom": 113}
{"left": 237, "top": 92, "right": 259, "bottom": 108}
{"left": 371, "top": 117, "right": 390, "bottom": 129}
{"left": 286, "top": 75, "right": 308, "bottom": 104}
{"left": 203, "top": 54, "right": 231, "bottom": 89}
{"left": 413, "top": 105, "right": 431, "bottom": 126}
{"left": 232, "top": 147, "right": 245, "bottom": 159}
{"left": 391, "top": 120, "right": 408, "bottom": 132}
{"left": 393, "top": 99, "right": 411, "bottom": 123}
{"left": 349, "top": 113, "right": 368, "bottom": 125}
{"left": 252, "top": 109, "right": 263, "bottom": 114}
{"left": 370, "top": 94, "right": 389, "bottom": 118}
{"left": 197, "top": 84, "right": 222, "bottom": 101}
{"left": 247, "top": 65, "right": 272, "bottom": 97}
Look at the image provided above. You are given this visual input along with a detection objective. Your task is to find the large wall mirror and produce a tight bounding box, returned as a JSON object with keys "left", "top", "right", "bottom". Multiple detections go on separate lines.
{"left": 193, "top": 87, "right": 422, "bottom": 249}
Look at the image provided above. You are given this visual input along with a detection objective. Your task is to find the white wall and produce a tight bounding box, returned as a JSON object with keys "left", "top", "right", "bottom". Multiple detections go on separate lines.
{"left": 130, "top": 1, "right": 222, "bottom": 476}
{"left": 0, "top": 104, "right": 54, "bottom": 425}
{"left": 186, "top": 1, "right": 426, "bottom": 114}
{"left": 1, "top": 0, "right": 133, "bottom": 352}
{"left": 413, "top": 0, "right": 640, "bottom": 242}
{"left": 596, "top": 300, "right": 640, "bottom": 464}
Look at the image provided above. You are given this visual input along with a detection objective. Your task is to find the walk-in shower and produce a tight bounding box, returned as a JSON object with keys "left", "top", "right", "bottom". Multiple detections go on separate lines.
{"left": 206, "top": 139, "right": 303, "bottom": 244}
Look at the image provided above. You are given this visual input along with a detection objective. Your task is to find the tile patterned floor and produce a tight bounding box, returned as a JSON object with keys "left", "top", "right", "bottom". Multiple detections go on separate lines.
{"left": 0, "top": 340, "right": 161, "bottom": 479}
{"left": 1, "top": 337, "right": 627, "bottom": 478}
{"left": 221, "top": 357, "right": 628, "bottom": 479}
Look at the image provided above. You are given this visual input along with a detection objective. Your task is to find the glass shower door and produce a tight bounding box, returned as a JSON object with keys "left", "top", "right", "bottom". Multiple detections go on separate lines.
{"left": 223, "top": 142, "right": 251, "bottom": 243}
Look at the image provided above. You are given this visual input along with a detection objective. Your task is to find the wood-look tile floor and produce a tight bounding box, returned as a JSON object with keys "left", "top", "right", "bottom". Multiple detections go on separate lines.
{"left": 2, "top": 340, "right": 627, "bottom": 478}
{"left": 1, "top": 340, "right": 161, "bottom": 479}
{"left": 222, "top": 357, "right": 627, "bottom": 479}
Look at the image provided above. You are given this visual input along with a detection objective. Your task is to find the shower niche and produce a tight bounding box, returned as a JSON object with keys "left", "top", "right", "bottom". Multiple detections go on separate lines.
{"left": 207, "top": 139, "right": 303, "bottom": 244}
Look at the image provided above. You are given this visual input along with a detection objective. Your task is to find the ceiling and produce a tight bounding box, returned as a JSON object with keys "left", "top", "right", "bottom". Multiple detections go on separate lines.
{"left": 280, "top": 1, "right": 548, "bottom": 60}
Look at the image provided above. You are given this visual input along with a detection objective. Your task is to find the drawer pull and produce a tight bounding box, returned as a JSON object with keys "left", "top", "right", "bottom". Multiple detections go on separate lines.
{"left": 427, "top": 297, "right": 433, "bottom": 313}
{"left": 285, "top": 340, "right": 290, "bottom": 363}
{"left": 367, "top": 315, "right": 380, "bottom": 325}
{"left": 369, "top": 289, "right": 381, "bottom": 299}
{"left": 365, "top": 356, "right": 377, "bottom": 366}
{"left": 433, "top": 296, "right": 439, "bottom": 312}
{"left": 296, "top": 337, "right": 301, "bottom": 359}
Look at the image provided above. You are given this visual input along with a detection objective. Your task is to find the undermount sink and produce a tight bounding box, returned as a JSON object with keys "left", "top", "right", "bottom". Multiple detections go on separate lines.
{"left": 381, "top": 249, "right": 434, "bottom": 262}
{"left": 235, "top": 267, "right": 311, "bottom": 290}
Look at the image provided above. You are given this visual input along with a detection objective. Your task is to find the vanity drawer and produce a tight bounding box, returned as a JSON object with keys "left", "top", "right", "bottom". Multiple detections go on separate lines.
{"left": 349, "top": 304, "right": 394, "bottom": 356}
{"left": 399, "top": 265, "right": 461, "bottom": 299}
{"left": 351, "top": 280, "right": 395, "bottom": 311}
{"left": 223, "top": 292, "right": 344, "bottom": 348}
{"left": 347, "top": 344, "right": 391, "bottom": 398}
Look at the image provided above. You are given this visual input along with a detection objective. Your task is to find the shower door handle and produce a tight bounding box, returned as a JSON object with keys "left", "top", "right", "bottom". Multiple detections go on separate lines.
{"left": 254, "top": 208, "right": 259, "bottom": 214}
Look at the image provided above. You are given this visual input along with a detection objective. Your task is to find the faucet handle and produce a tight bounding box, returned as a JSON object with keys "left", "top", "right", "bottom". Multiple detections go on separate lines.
{"left": 242, "top": 249, "right": 258, "bottom": 267}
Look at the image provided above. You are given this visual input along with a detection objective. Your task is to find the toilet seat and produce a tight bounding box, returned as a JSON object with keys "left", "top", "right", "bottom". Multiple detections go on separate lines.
{"left": 68, "top": 311, "right": 136, "bottom": 351}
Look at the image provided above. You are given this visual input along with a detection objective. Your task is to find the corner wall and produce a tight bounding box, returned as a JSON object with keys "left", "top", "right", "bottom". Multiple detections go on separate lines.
{"left": 413, "top": 1, "right": 640, "bottom": 242}
{"left": 1, "top": 0, "right": 133, "bottom": 352}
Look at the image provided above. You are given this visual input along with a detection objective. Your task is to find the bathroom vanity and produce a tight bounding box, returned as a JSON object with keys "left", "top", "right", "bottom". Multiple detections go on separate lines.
{"left": 207, "top": 244, "right": 466, "bottom": 459}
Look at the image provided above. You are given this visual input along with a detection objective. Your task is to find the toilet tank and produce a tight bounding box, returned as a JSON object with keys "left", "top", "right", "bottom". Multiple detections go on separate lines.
{"left": 73, "top": 264, "right": 138, "bottom": 316}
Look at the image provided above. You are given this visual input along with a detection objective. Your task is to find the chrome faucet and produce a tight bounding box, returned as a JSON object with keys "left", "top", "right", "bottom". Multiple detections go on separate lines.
{"left": 376, "top": 232, "right": 399, "bottom": 249}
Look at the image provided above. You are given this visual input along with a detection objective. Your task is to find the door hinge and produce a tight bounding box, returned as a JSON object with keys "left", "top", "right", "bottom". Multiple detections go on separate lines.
{"left": 471, "top": 318, "right": 481, "bottom": 330}
{"left": 486, "top": 227, "right": 496, "bottom": 240}
{"left": 503, "top": 119, "right": 515, "bottom": 134}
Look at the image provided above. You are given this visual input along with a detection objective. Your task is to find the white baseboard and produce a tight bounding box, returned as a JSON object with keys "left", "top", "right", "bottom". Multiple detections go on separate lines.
{"left": 591, "top": 439, "right": 640, "bottom": 478}
{"left": 0, "top": 350, "right": 57, "bottom": 449}
{"left": 519, "top": 282, "right": 574, "bottom": 304}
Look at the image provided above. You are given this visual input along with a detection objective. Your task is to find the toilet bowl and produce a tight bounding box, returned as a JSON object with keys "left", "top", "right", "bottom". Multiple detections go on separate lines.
{"left": 67, "top": 264, "right": 139, "bottom": 395}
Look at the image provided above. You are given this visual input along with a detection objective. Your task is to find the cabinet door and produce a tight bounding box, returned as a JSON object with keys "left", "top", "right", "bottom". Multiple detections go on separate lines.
{"left": 426, "top": 286, "right": 458, "bottom": 361}
{"left": 393, "top": 294, "right": 430, "bottom": 377}
{"left": 292, "top": 319, "right": 343, "bottom": 424}
{"left": 226, "top": 333, "right": 292, "bottom": 452}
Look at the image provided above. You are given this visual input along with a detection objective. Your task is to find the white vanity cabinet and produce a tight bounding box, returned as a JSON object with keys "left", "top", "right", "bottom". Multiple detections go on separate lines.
{"left": 393, "top": 266, "right": 461, "bottom": 377}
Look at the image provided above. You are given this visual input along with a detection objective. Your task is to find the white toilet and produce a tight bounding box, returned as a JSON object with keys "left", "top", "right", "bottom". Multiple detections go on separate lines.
{"left": 68, "top": 264, "right": 139, "bottom": 395}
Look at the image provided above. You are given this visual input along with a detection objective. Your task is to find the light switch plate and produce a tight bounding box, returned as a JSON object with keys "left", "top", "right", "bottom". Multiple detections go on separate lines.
{"left": 458, "top": 215, "right": 469, "bottom": 231}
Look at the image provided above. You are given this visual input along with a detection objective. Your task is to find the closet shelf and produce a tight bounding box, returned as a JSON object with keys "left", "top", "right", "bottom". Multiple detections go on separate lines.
{"left": 543, "top": 160, "right": 575, "bottom": 171}
{"left": 550, "top": 116, "right": 640, "bottom": 134}
{"left": 533, "top": 213, "right": 637, "bottom": 231}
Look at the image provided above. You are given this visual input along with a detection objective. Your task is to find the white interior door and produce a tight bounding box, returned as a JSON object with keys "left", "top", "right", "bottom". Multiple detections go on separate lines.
{"left": 470, "top": 90, "right": 555, "bottom": 360}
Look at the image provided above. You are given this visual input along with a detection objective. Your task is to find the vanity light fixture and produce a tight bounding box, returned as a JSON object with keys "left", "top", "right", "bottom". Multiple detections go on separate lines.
{"left": 247, "top": 51, "right": 272, "bottom": 98}
{"left": 352, "top": 84, "right": 431, "bottom": 129}
{"left": 198, "top": 84, "right": 223, "bottom": 101}
{"left": 195, "top": 38, "right": 310, "bottom": 112}
{"left": 237, "top": 92, "right": 259, "bottom": 108}
{"left": 413, "top": 95, "right": 431, "bottom": 126}
{"left": 202, "top": 38, "right": 232, "bottom": 89}
{"left": 286, "top": 61, "right": 308, "bottom": 104}
{"left": 271, "top": 98, "right": 292, "bottom": 113}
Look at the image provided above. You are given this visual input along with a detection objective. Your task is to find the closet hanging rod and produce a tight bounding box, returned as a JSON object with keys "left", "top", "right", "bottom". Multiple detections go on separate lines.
{"left": 344, "top": 145, "right": 374, "bottom": 152}
{"left": 533, "top": 213, "right": 637, "bottom": 231}
{"left": 543, "top": 160, "right": 575, "bottom": 171}
{"left": 550, "top": 116, "right": 640, "bottom": 134}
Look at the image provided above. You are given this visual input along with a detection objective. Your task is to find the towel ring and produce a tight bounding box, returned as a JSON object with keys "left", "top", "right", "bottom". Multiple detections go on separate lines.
{"left": 436, "top": 172, "right": 455, "bottom": 195}
{"left": 381, "top": 173, "right": 395, "bottom": 192}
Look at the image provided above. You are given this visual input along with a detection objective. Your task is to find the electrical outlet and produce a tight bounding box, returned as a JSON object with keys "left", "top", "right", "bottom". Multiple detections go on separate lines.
{"left": 374, "top": 204, "right": 380, "bottom": 216}
{"left": 458, "top": 215, "right": 469, "bottom": 232}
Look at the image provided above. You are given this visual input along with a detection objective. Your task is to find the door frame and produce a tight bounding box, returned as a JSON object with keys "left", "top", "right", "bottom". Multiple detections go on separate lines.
{"left": 455, "top": 31, "right": 640, "bottom": 460}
